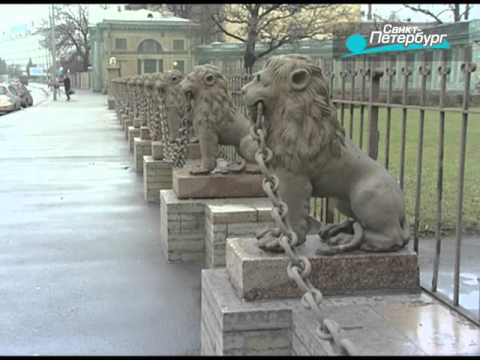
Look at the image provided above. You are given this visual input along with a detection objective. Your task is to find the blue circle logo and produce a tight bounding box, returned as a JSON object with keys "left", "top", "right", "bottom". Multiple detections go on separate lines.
{"left": 345, "top": 33, "right": 367, "bottom": 54}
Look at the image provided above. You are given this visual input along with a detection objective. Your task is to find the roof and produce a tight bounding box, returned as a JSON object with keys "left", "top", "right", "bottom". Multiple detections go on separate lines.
{"left": 91, "top": 8, "right": 192, "bottom": 26}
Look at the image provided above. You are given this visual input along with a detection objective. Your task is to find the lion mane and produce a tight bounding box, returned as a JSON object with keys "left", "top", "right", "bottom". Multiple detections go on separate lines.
{"left": 264, "top": 55, "right": 346, "bottom": 172}
{"left": 184, "top": 64, "right": 237, "bottom": 130}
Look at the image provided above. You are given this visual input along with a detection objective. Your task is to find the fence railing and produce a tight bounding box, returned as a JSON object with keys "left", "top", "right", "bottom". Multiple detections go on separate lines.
{"left": 70, "top": 72, "right": 91, "bottom": 90}
{"left": 224, "top": 46, "right": 479, "bottom": 326}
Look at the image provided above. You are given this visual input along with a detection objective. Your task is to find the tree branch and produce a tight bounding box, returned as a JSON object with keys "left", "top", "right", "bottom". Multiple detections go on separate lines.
{"left": 211, "top": 14, "right": 246, "bottom": 42}
{"left": 403, "top": 5, "right": 444, "bottom": 24}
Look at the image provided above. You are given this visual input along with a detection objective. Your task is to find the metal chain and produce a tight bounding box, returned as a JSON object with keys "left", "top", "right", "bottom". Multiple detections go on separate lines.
{"left": 158, "top": 91, "right": 193, "bottom": 168}
{"left": 169, "top": 98, "right": 192, "bottom": 168}
{"left": 250, "top": 102, "right": 358, "bottom": 356}
{"left": 158, "top": 96, "right": 174, "bottom": 162}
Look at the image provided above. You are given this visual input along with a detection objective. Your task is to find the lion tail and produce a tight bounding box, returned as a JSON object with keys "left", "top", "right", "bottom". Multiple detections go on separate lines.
{"left": 317, "top": 222, "right": 364, "bottom": 255}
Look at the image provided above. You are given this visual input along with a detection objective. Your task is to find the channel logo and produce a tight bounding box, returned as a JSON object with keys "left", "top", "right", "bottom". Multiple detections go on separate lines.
{"left": 342, "top": 24, "right": 449, "bottom": 58}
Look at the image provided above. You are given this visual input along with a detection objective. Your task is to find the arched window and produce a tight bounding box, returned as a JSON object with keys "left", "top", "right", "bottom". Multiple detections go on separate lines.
{"left": 137, "top": 39, "right": 162, "bottom": 54}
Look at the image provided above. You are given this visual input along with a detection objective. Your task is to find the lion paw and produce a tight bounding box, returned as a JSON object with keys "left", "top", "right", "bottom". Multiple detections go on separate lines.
{"left": 226, "top": 159, "right": 246, "bottom": 173}
{"left": 190, "top": 166, "right": 212, "bottom": 175}
{"left": 326, "top": 233, "right": 352, "bottom": 246}
{"left": 256, "top": 227, "right": 285, "bottom": 253}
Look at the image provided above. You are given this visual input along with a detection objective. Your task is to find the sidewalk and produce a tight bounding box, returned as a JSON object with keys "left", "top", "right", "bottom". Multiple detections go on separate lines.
{"left": 0, "top": 90, "right": 202, "bottom": 355}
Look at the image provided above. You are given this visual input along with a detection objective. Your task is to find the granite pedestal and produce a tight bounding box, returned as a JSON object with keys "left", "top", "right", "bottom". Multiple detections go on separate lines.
{"left": 227, "top": 237, "right": 420, "bottom": 301}
{"left": 134, "top": 138, "right": 152, "bottom": 174}
{"left": 173, "top": 161, "right": 264, "bottom": 199}
{"left": 159, "top": 189, "right": 272, "bottom": 265}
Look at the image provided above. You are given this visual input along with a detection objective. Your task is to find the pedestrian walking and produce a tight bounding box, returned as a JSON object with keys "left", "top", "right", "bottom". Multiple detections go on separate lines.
{"left": 64, "top": 74, "right": 71, "bottom": 101}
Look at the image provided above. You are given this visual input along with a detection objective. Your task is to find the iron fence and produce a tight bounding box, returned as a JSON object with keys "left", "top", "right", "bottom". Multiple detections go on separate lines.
{"left": 224, "top": 46, "right": 480, "bottom": 327}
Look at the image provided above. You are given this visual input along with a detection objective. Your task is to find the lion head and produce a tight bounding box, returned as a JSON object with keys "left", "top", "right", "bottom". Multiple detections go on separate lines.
{"left": 156, "top": 70, "right": 185, "bottom": 109}
{"left": 180, "top": 64, "right": 236, "bottom": 129}
{"left": 242, "top": 54, "right": 345, "bottom": 172}
{"left": 152, "top": 70, "right": 188, "bottom": 140}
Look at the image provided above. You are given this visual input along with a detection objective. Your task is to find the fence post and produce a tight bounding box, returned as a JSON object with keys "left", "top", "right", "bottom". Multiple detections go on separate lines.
{"left": 367, "top": 69, "right": 383, "bottom": 160}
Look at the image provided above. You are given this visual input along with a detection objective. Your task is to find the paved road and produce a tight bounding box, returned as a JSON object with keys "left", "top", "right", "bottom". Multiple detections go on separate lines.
{"left": 0, "top": 90, "right": 202, "bottom": 355}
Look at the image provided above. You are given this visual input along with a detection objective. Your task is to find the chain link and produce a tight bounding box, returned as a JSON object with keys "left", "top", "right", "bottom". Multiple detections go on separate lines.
{"left": 251, "top": 102, "right": 357, "bottom": 356}
{"left": 157, "top": 92, "right": 192, "bottom": 168}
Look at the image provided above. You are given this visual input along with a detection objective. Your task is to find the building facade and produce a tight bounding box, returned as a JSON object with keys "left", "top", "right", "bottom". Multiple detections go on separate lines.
{"left": 89, "top": 10, "right": 198, "bottom": 92}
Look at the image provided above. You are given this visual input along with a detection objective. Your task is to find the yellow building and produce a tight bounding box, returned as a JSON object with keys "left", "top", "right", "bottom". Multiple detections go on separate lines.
{"left": 90, "top": 9, "right": 199, "bottom": 92}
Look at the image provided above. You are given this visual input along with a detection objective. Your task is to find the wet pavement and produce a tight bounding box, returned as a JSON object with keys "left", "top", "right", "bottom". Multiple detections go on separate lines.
{"left": 416, "top": 234, "right": 480, "bottom": 319}
{"left": 0, "top": 90, "right": 202, "bottom": 355}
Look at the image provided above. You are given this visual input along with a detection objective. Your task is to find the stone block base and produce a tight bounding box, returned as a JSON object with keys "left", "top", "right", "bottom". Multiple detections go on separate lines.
{"left": 227, "top": 237, "right": 420, "bottom": 301}
{"left": 202, "top": 269, "right": 292, "bottom": 356}
{"left": 128, "top": 127, "right": 141, "bottom": 153}
{"left": 160, "top": 190, "right": 206, "bottom": 263}
{"left": 202, "top": 268, "right": 474, "bottom": 356}
{"left": 173, "top": 160, "right": 264, "bottom": 199}
{"left": 144, "top": 157, "right": 174, "bottom": 202}
{"left": 205, "top": 201, "right": 273, "bottom": 268}
{"left": 134, "top": 138, "right": 152, "bottom": 174}
{"left": 151, "top": 141, "right": 163, "bottom": 160}
{"left": 159, "top": 189, "right": 272, "bottom": 265}
{"left": 124, "top": 119, "right": 133, "bottom": 138}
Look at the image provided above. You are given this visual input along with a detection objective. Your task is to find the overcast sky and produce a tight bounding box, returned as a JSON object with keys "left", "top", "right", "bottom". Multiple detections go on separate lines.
{"left": 0, "top": 4, "right": 478, "bottom": 69}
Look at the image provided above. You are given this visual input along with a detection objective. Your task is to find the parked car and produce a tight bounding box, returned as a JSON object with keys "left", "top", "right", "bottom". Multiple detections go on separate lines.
{"left": 0, "top": 84, "right": 21, "bottom": 114}
{"left": 9, "top": 82, "right": 32, "bottom": 108}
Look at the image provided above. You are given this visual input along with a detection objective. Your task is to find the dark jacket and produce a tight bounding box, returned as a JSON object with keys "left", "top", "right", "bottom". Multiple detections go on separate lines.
{"left": 63, "top": 77, "right": 71, "bottom": 91}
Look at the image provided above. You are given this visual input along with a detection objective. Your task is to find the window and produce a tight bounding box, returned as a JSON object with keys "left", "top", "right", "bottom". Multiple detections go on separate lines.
{"left": 138, "top": 39, "right": 162, "bottom": 54}
{"left": 173, "top": 39, "right": 185, "bottom": 51}
{"left": 138, "top": 59, "right": 164, "bottom": 74}
{"left": 0, "top": 86, "right": 7, "bottom": 95}
{"left": 173, "top": 60, "right": 185, "bottom": 73}
{"left": 144, "top": 59, "right": 157, "bottom": 73}
{"left": 115, "top": 38, "right": 127, "bottom": 50}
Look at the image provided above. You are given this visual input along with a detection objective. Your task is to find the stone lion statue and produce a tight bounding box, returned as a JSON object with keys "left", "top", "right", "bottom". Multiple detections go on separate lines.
{"left": 179, "top": 64, "right": 258, "bottom": 175}
{"left": 156, "top": 70, "right": 192, "bottom": 143}
{"left": 241, "top": 54, "right": 410, "bottom": 255}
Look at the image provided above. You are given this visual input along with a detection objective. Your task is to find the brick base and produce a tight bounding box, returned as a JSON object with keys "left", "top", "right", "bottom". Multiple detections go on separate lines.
{"left": 144, "top": 157, "right": 173, "bottom": 202}
{"left": 128, "top": 127, "right": 141, "bottom": 154}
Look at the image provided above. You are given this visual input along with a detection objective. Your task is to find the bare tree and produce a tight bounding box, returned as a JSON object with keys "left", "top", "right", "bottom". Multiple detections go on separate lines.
{"left": 211, "top": 4, "right": 357, "bottom": 73}
{"left": 40, "top": 5, "right": 90, "bottom": 72}
{"left": 403, "top": 4, "right": 471, "bottom": 23}
{"left": 126, "top": 4, "right": 224, "bottom": 44}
